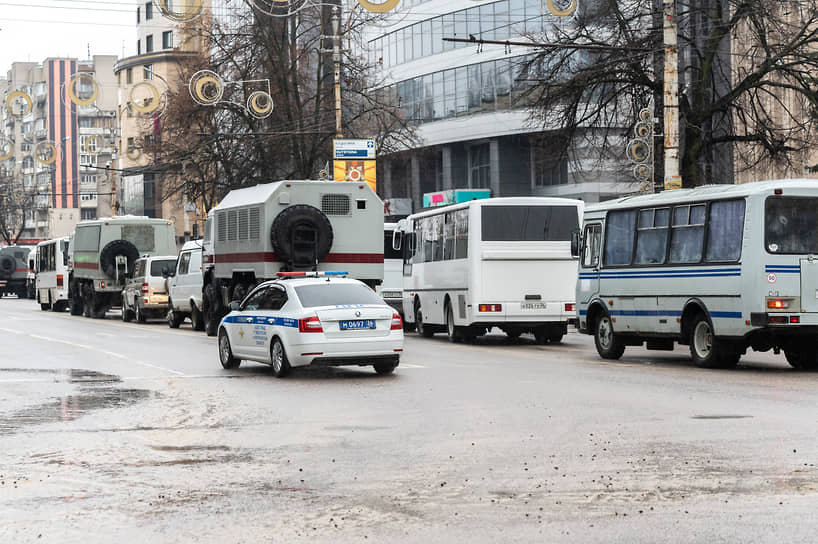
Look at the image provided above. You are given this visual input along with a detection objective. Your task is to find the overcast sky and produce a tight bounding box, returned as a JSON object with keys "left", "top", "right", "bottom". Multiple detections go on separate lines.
{"left": 0, "top": 0, "right": 135, "bottom": 76}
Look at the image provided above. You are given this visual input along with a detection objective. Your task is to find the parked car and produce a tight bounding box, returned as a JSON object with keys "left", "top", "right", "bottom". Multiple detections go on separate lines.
{"left": 167, "top": 240, "right": 205, "bottom": 330}
{"left": 217, "top": 272, "right": 403, "bottom": 377}
{"left": 121, "top": 255, "right": 177, "bottom": 323}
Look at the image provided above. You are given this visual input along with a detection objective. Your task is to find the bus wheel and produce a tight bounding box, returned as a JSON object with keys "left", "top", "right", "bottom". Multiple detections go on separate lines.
{"left": 415, "top": 304, "right": 434, "bottom": 338}
{"left": 594, "top": 314, "right": 625, "bottom": 360}
{"left": 784, "top": 347, "right": 818, "bottom": 370}
{"left": 446, "top": 304, "right": 461, "bottom": 343}
{"left": 689, "top": 314, "right": 738, "bottom": 369}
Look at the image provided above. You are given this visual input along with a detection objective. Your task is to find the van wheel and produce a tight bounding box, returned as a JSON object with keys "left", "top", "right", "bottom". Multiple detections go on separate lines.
{"left": 135, "top": 303, "right": 146, "bottom": 323}
{"left": 218, "top": 329, "right": 240, "bottom": 369}
{"left": 415, "top": 304, "right": 434, "bottom": 338}
{"left": 270, "top": 338, "right": 291, "bottom": 378}
{"left": 191, "top": 304, "right": 205, "bottom": 331}
{"left": 594, "top": 314, "right": 625, "bottom": 360}
{"left": 167, "top": 304, "right": 182, "bottom": 329}
{"left": 689, "top": 313, "right": 738, "bottom": 369}
{"left": 446, "top": 304, "right": 461, "bottom": 343}
{"left": 121, "top": 295, "right": 133, "bottom": 322}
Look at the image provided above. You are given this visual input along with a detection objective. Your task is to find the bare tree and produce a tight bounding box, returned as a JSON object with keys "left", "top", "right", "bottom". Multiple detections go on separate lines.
{"left": 0, "top": 168, "right": 35, "bottom": 245}
{"left": 524, "top": 0, "right": 818, "bottom": 187}
{"left": 144, "top": 2, "right": 415, "bottom": 211}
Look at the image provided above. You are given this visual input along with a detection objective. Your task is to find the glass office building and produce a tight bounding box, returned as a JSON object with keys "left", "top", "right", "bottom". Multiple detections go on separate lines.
{"left": 364, "top": 0, "right": 637, "bottom": 208}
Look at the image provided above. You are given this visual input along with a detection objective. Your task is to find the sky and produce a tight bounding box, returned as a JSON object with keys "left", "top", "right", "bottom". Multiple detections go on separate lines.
{"left": 0, "top": 0, "right": 136, "bottom": 76}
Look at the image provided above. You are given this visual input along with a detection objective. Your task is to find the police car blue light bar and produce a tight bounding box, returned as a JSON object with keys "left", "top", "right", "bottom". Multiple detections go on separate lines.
{"left": 276, "top": 271, "right": 349, "bottom": 277}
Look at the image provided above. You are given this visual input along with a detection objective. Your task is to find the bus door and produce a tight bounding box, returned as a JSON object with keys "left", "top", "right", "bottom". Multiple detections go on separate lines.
{"left": 578, "top": 222, "right": 602, "bottom": 303}
{"left": 800, "top": 257, "right": 818, "bottom": 313}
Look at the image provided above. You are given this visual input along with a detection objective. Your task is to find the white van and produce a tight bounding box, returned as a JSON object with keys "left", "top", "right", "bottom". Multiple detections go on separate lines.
{"left": 167, "top": 240, "right": 205, "bottom": 330}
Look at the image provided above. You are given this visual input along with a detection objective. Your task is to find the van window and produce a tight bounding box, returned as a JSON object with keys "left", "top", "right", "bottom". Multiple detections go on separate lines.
{"left": 123, "top": 225, "right": 156, "bottom": 252}
{"left": 75, "top": 225, "right": 101, "bottom": 251}
{"left": 178, "top": 252, "right": 191, "bottom": 275}
{"left": 150, "top": 259, "right": 176, "bottom": 276}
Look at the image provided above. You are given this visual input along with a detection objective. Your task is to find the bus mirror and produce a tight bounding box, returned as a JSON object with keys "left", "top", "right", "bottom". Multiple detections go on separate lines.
{"left": 392, "top": 230, "right": 403, "bottom": 251}
{"left": 570, "top": 230, "right": 581, "bottom": 258}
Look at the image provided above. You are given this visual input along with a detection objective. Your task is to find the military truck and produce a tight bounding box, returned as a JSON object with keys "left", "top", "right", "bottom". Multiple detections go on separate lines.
{"left": 201, "top": 180, "right": 384, "bottom": 335}
{"left": 68, "top": 216, "right": 177, "bottom": 318}
{"left": 0, "top": 245, "right": 32, "bottom": 298}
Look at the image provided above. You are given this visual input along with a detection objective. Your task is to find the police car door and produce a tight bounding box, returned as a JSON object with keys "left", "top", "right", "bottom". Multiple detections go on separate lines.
{"left": 243, "top": 285, "right": 290, "bottom": 360}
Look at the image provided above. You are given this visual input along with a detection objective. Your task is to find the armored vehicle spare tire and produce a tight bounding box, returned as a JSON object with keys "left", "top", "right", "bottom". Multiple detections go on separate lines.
{"left": 270, "top": 204, "right": 333, "bottom": 267}
{"left": 99, "top": 239, "right": 140, "bottom": 279}
{"left": 0, "top": 256, "right": 15, "bottom": 278}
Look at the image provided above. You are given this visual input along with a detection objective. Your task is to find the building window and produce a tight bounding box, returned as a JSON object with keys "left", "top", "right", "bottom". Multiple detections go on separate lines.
{"left": 137, "top": 40, "right": 141, "bottom": 55}
{"left": 162, "top": 30, "right": 173, "bottom": 49}
{"left": 81, "top": 209, "right": 96, "bottom": 220}
{"left": 81, "top": 174, "right": 97, "bottom": 185}
{"left": 127, "top": 137, "right": 135, "bottom": 151}
{"left": 145, "top": 2, "right": 152, "bottom": 19}
{"left": 80, "top": 193, "right": 97, "bottom": 202}
{"left": 136, "top": 6, "right": 140, "bottom": 23}
{"left": 143, "top": 64, "right": 153, "bottom": 80}
{"left": 80, "top": 154, "right": 96, "bottom": 167}
{"left": 534, "top": 156, "right": 568, "bottom": 186}
{"left": 126, "top": 67, "right": 133, "bottom": 85}
{"left": 145, "top": 34, "right": 153, "bottom": 53}
{"left": 80, "top": 136, "right": 98, "bottom": 153}
{"left": 469, "top": 144, "right": 490, "bottom": 189}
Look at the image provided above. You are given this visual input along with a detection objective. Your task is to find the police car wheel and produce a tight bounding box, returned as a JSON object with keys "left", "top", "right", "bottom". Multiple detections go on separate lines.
{"left": 218, "top": 329, "right": 241, "bottom": 369}
{"left": 270, "top": 338, "right": 291, "bottom": 378}
{"left": 373, "top": 360, "right": 398, "bottom": 375}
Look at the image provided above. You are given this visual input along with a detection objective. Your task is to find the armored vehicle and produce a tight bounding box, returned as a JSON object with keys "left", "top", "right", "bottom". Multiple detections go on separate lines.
{"left": 201, "top": 180, "right": 384, "bottom": 335}
{"left": 68, "top": 216, "right": 177, "bottom": 318}
{"left": 0, "top": 245, "right": 33, "bottom": 298}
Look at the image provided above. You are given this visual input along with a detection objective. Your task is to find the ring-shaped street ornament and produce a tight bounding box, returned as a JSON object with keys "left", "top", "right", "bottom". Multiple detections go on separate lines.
{"left": 12, "top": 189, "right": 24, "bottom": 201}
{"left": 35, "top": 141, "right": 57, "bottom": 165}
{"left": 67, "top": 73, "right": 99, "bottom": 106}
{"left": 546, "top": 0, "right": 577, "bottom": 16}
{"left": 129, "top": 82, "right": 161, "bottom": 114}
{"left": 639, "top": 107, "right": 652, "bottom": 122}
{"left": 634, "top": 121, "right": 651, "bottom": 139}
{"left": 633, "top": 163, "right": 651, "bottom": 180}
{"left": 127, "top": 146, "right": 142, "bottom": 160}
{"left": 247, "top": 90, "right": 274, "bottom": 118}
{"left": 157, "top": 0, "right": 203, "bottom": 22}
{"left": 247, "top": 0, "right": 315, "bottom": 17}
{"left": 627, "top": 139, "right": 650, "bottom": 163}
{"left": 5, "top": 90, "right": 32, "bottom": 118}
{"left": 189, "top": 70, "right": 224, "bottom": 105}
{"left": 83, "top": 135, "right": 103, "bottom": 154}
{"left": 357, "top": 0, "right": 401, "bottom": 13}
{"left": 0, "top": 138, "right": 12, "bottom": 161}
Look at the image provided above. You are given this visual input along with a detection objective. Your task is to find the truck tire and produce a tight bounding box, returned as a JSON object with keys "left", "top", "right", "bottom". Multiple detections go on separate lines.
{"left": 0, "top": 256, "right": 15, "bottom": 277}
{"left": 99, "top": 239, "right": 140, "bottom": 279}
{"left": 203, "top": 283, "right": 219, "bottom": 336}
{"left": 270, "top": 204, "right": 333, "bottom": 266}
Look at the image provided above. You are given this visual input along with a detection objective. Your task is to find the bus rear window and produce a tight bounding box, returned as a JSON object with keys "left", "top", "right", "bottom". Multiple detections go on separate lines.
{"left": 765, "top": 197, "right": 818, "bottom": 254}
{"left": 481, "top": 205, "right": 579, "bottom": 242}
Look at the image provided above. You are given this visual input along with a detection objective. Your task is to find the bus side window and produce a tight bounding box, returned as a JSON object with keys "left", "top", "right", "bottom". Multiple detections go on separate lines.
{"left": 403, "top": 231, "right": 415, "bottom": 276}
{"left": 455, "top": 209, "right": 469, "bottom": 259}
{"left": 604, "top": 210, "right": 637, "bottom": 266}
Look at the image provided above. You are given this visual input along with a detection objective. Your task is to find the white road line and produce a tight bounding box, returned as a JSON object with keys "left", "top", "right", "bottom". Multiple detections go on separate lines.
{"left": 0, "top": 327, "right": 186, "bottom": 376}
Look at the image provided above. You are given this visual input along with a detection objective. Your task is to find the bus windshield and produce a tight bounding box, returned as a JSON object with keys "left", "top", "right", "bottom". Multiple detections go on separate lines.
{"left": 383, "top": 231, "right": 402, "bottom": 260}
{"left": 765, "top": 197, "right": 818, "bottom": 254}
{"left": 481, "top": 205, "right": 579, "bottom": 242}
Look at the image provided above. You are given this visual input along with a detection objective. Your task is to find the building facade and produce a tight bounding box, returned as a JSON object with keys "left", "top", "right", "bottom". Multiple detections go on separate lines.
{"left": 364, "top": 0, "right": 638, "bottom": 210}
{"left": 0, "top": 55, "right": 118, "bottom": 241}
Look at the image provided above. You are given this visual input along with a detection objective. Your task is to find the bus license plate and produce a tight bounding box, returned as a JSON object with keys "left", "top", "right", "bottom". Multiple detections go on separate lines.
{"left": 340, "top": 319, "right": 376, "bottom": 330}
{"left": 521, "top": 302, "right": 547, "bottom": 310}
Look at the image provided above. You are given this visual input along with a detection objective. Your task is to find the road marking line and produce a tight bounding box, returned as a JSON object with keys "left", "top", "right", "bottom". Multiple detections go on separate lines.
{"left": 0, "top": 327, "right": 185, "bottom": 376}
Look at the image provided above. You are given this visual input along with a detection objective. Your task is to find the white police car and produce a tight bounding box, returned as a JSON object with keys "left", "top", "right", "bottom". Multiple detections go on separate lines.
{"left": 217, "top": 272, "right": 404, "bottom": 377}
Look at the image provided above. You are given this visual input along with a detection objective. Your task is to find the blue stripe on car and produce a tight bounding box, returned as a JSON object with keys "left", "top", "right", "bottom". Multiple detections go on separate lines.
{"left": 223, "top": 315, "right": 299, "bottom": 327}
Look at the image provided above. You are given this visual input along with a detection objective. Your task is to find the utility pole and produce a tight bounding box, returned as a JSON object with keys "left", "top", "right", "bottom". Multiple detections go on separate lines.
{"left": 663, "top": 0, "right": 681, "bottom": 189}
{"left": 331, "top": 6, "right": 343, "bottom": 139}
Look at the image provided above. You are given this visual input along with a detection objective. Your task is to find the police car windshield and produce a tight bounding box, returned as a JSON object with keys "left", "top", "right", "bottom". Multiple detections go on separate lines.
{"left": 294, "top": 283, "right": 385, "bottom": 308}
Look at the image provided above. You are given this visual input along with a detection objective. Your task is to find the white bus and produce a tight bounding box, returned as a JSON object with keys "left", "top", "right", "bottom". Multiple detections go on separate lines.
{"left": 395, "top": 197, "right": 583, "bottom": 343}
{"left": 376, "top": 222, "right": 405, "bottom": 318}
{"left": 576, "top": 179, "right": 818, "bottom": 369}
{"left": 35, "top": 236, "right": 70, "bottom": 312}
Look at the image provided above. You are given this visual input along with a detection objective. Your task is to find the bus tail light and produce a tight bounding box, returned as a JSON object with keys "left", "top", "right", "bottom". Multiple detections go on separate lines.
{"left": 790, "top": 316, "right": 800, "bottom": 324}
{"left": 299, "top": 316, "right": 323, "bottom": 333}
{"left": 565, "top": 303, "right": 576, "bottom": 312}
{"left": 769, "top": 315, "right": 788, "bottom": 324}
{"left": 479, "top": 304, "right": 502, "bottom": 312}
{"left": 766, "top": 297, "right": 797, "bottom": 311}
{"left": 56, "top": 274, "right": 63, "bottom": 287}
{"left": 141, "top": 283, "right": 149, "bottom": 294}
{"left": 390, "top": 313, "right": 403, "bottom": 330}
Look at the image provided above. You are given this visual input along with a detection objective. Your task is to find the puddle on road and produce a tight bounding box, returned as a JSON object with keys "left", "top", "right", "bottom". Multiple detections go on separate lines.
{"left": 0, "top": 368, "right": 153, "bottom": 435}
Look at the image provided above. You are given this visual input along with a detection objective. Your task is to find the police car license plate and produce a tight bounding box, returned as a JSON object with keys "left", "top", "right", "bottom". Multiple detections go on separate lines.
{"left": 340, "top": 319, "right": 376, "bottom": 330}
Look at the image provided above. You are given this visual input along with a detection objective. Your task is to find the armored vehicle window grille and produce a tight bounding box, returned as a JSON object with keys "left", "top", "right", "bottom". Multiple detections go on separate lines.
{"left": 227, "top": 210, "right": 238, "bottom": 241}
{"left": 249, "top": 207, "right": 261, "bottom": 240}
{"left": 322, "top": 194, "right": 351, "bottom": 216}
{"left": 217, "top": 212, "right": 227, "bottom": 242}
{"left": 238, "top": 209, "right": 249, "bottom": 240}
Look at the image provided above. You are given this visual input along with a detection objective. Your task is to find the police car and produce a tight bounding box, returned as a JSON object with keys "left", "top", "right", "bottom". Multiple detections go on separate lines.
{"left": 217, "top": 272, "right": 404, "bottom": 377}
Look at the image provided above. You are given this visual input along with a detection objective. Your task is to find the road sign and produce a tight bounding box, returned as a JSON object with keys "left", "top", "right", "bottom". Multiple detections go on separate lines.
{"left": 333, "top": 138, "right": 376, "bottom": 160}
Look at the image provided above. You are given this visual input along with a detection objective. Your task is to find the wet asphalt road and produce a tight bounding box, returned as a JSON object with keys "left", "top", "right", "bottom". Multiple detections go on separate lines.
{"left": 1, "top": 297, "right": 818, "bottom": 543}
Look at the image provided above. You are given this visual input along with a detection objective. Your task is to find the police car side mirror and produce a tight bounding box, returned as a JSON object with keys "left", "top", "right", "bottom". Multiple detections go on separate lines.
{"left": 570, "top": 230, "right": 581, "bottom": 259}
{"left": 229, "top": 301, "right": 240, "bottom": 312}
